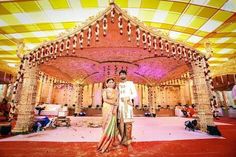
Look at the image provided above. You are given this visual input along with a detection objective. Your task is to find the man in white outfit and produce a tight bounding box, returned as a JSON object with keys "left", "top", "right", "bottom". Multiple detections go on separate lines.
{"left": 117, "top": 70, "right": 137, "bottom": 150}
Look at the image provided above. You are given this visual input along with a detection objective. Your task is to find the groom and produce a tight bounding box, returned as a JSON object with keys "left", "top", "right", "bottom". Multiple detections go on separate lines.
{"left": 117, "top": 70, "right": 137, "bottom": 150}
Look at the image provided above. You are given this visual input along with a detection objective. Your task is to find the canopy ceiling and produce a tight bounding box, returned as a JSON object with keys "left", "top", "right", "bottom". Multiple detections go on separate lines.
{"left": 0, "top": 0, "right": 235, "bottom": 76}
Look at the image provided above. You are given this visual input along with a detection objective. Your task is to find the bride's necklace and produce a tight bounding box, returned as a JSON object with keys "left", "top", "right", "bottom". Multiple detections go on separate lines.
{"left": 107, "top": 88, "right": 115, "bottom": 94}
{"left": 107, "top": 87, "right": 113, "bottom": 91}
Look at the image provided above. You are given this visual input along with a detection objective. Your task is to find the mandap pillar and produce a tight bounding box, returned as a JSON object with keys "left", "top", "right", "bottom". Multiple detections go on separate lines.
{"left": 148, "top": 86, "right": 156, "bottom": 114}
{"left": 12, "top": 64, "right": 38, "bottom": 133}
{"left": 190, "top": 60, "right": 214, "bottom": 131}
{"left": 75, "top": 84, "right": 84, "bottom": 114}
{"left": 35, "top": 74, "right": 43, "bottom": 105}
{"left": 46, "top": 79, "right": 54, "bottom": 104}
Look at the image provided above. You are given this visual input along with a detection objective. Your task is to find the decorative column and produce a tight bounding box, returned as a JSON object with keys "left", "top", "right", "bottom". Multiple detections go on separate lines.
{"left": 148, "top": 86, "right": 155, "bottom": 110}
{"left": 12, "top": 65, "right": 38, "bottom": 133}
{"left": 46, "top": 79, "right": 54, "bottom": 104}
{"left": 153, "top": 86, "right": 157, "bottom": 109}
{"left": 183, "top": 79, "right": 192, "bottom": 104}
{"left": 91, "top": 84, "right": 95, "bottom": 108}
{"left": 180, "top": 85, "right": 186, "bottom": 105}
{"left": 190, "top": 60, "right": 214, "bottom": 131}
{"left": 73, "top": 84, "right": 79, "bottom": 113}
{"left": 75, "top": 84, "right": 83, "bottom": 113}
{"left": 41, "top": 78, "right": 50, "bottom": 103}
{"left": 148, "top": 86, "right": 152, "bottom": 107}
{"left": 9, "top": 77, "right": 23, "bottom": 120}
{"left": 143, "top": 85, "right": 148, "bottom": 106}
{"left": 35, "top": 74, "right": 43, "bottom": 105}
{"left": 140, "top": 85, "right": 143, "bottom": 108}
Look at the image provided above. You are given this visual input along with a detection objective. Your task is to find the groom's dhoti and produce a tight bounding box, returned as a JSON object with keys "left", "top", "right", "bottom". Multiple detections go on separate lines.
{"left": 118, "top": 98, "right": 133, "bottom": 145}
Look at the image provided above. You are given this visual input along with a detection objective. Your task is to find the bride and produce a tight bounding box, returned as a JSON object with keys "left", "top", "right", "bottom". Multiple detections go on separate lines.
{"left": 97, "top": 78, "right": 119, "bottom": 153}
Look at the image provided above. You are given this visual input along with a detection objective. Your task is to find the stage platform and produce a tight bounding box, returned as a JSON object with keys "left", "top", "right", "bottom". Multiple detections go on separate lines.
{"left": 0, "top": 117, "right": 227, "bottom": 142}
{"left": 79, "top": 108, "right": 175, "bottom": 117}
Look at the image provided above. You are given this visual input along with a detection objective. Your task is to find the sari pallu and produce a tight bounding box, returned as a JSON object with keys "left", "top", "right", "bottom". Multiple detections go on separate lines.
{"left": 97, "top": 102, "right": 119, "bottom": 153}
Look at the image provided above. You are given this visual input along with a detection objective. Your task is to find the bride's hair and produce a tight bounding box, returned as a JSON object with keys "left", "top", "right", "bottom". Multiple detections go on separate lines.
{"left": 103, "top": 78, "right": 116, "bottom": 89}
{"left": 106, "top": 78, "right": 115, "bottom": 83}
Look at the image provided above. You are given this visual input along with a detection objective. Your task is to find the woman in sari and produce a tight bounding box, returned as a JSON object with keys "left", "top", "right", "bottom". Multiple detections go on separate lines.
{"left": 97, "top": 78, "right": 119, "bottom": 153}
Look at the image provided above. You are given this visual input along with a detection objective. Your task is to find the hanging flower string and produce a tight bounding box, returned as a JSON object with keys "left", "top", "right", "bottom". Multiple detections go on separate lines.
{"left": 72, "top": 34, "right": 77, "bottom": 54}
{"left": 34, "top": 50, "right": 37, "bottom": 65}
{"left": 46, "top": 46, "right": 50, "bottom": 61}
{"left": 165, "top": 41, "right": 170, "bottom": 56}
{"left": 177, "top": 45, "right": 182, "bottom": 59}
{"left": 142, "top": 31, "right": 147, "bottom": 50}
{"left": 40, "top": 46, "right": 44, "bottom": 63}
{"left": 87, "top": 26, "right": 92, "bottom": 46}
{"left": 127, "top": 20, "right": 131, "bottom": 42}
{"left": 147, "top": 33, "right": 152, "bottom": 52}
{"left": 171, "top": 43, "right": 176, "bottom": 58}
{"left": 59, "top": 40, "right": 64, "bottom": 56}
{"left": 118, "top": 13, "right": 123, "bottom": 35}
{"left": 153, "top": 37, "right": 157, "bottom": 55}
{"left": 50, "top": 44, "right": 54, "bottom": 59}
{"left": 95, "top": 21, "right": 100, "bottom": 41}
{"left": 66, "top": 37, "right": 70, "bottom": 55}
{"left": 183, "top": 47, "right": 187, "bottom": 62}
{"left": 32, "top": 51, "right": 36, "bottom": 67}
{"left": 79, "top": 30, "right": 84, "bottom": 49}
{"left": 28, "top": 53, "right": 32, "bottom": 68}
{"left": 158, "top": 37, "right": 164, "bottom": 55}
{"left": 103, "top": 15, "right": 107, "bottom": 36}
{"left": 54, "top": 42, "right": 58, "bottom": 59}
{"left": 111, "top": 4, "right": 115, "bottom": 23}
{"left": 136, "top": 26, "right": 140, "bottom": 47}
{"left": 188, "top": 49, "right": 193, "bottom": 62}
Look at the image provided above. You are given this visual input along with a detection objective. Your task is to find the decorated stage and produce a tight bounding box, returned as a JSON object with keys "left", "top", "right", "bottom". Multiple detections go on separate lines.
{"left": 0, "top": 117, "right": 227, "bottom": 142}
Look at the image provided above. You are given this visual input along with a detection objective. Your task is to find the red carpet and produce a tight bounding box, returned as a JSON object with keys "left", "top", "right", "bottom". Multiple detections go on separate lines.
{"left": 0, "top": 117, "right": 236, "bottom": 157}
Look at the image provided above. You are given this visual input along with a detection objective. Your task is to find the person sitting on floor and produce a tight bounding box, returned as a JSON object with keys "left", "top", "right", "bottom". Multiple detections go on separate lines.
{"left": 181, "top": 105, "right": 188, "bottom": 117}
{"left": 33, "top": 116, "right": 54, "bottom": 132}
{"left": 187, "top": 104, "right": 196, "bottom": 117}
{"left": 151, "top": 107, "right": 156, "bottom": 117}
{"left": 35, "top": 102, "right": 46, "bottom": 115}
{"left": 212, "top": 105, "right": 220, "bottom": 120}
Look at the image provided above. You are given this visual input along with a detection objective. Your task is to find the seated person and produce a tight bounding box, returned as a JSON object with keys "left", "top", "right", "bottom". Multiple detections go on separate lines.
{"left": 0, "top": 98, "right": 10, "bottom": 120}
{"left": 57, "top": 104, "right": 69, "bottom": 117}
{"left": 35, "top": 103, "right": 46, "bottom": 115}
{"left": 212, "top": 105, "right": 220, "bottom": 119}
{"left": 175, "top": 104, "right": 184, "bottom": 117}
{"left": 151, "top": 108, "right": 156, "bottom": 117}
{"left": 33, "top": 116, "right": 51, "bottom": 132}
{"left": 215, "top": 106, "right": 223, "bottom": 116}
{"left": 181, "top": 105, "right": 188, "bottom": 117}
{"left": 187, "top": 105, "right": 196, "bottom": 117}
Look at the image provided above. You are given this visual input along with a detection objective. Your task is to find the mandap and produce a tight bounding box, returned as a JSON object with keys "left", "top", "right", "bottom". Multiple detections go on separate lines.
{"left": 10, "top": 2, "right": 216, "bottom": 133}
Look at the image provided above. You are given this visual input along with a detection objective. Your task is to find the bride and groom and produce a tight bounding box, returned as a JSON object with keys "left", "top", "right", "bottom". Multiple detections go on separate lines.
{"left": 97, "top": 70, "right": 137, "bottom": 153}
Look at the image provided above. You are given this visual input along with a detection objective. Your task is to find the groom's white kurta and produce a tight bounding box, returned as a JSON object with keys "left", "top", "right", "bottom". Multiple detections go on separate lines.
{"left": 118, "top": 81, "right": 137, "bottom": 123}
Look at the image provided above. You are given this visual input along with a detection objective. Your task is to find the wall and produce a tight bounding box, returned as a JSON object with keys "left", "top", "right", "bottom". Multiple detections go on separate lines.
{"left": 38, "top": 80, "right": 193, "bottom": 109}
{"left": 80, "top": 82, "right": 192, "bottom": 108}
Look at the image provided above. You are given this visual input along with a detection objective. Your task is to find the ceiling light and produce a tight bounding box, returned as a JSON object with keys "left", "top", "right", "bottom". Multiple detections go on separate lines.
{"left": 7, "top": 63, "right": 16, "bottom": 67}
